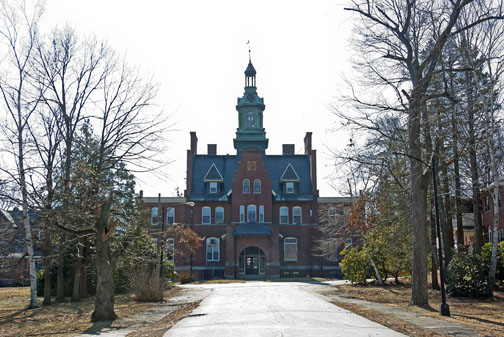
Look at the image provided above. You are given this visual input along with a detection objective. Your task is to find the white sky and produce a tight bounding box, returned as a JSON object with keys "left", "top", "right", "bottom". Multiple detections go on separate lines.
{"left": 43, "top": 0, "right": 354, "bottom": 197}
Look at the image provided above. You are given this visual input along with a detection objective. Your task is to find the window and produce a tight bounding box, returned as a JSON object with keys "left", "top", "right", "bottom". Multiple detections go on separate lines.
{"left": 328, "top": 208, "right": 337, "bottom": 220}
{"left": 206, "top": 237, "right": 220, "bottom": 261}
{"left": 166, "top": 238, "right": 174, "bottom": 261}
{"left": 166, "top": 208, "right": 175, "bottom": 225}
{"left": 344, "top": 238, "right": 353, "bottom": 249}
{"left": 284, "top": 237, "right": 297, "bottom": 261}
{"left": 202, "top": 207, "right": 211, "bottom": 224}
{"left": 240, "top": 205, "right": 245, "bottom": 223}
{"left": 327, "top": 239, "right": 338, "bottom": 261}
{"left": 39, "top": 231, "right": 45, "bottom": 240}
{"left": 243, "top": 179, "right": 250, "bottom": 194}
{"left": 209, "top": 182, "right": 218, "bottom": 193}
{"left": 254, "top": 179, "right": 261, "bottom": 194}
{"left": 215, "top": 207, "right": 224, "bottom": 224}
{"left": 247, "top": 205, "right": 257, "bottom": 222}
{"left": 293, "top": 207, "right": 302, "bottom": 224}
{"left": 286, "top": 182, "right": 294, "bottom": 194}
{"left": 151, "top": 207, "right": 159, "bottom": 225}
{"left": 486, "top": 196, "right": 491, "bottom": 212}
{"left": 247, "top": 111, "right": 255, "bottom": 128}
{"left": 280, "top": 207, "right": 289, "bottom": 224}
{"left": 500, "top": 229, "right": 504, "bottom": 242}
{"left": 489, "top": 229, "right": 493, "bottom": 242}
{"left": 259, "top": 205, "right": 264, "bottom": 223}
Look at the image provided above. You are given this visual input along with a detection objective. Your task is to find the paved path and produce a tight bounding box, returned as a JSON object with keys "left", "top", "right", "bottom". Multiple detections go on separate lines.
{"left": 164, "top": 281, "right": 406, "bottom": 337}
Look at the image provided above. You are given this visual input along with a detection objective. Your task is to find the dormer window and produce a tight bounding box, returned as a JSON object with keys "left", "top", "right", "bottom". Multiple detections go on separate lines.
{"left": 209, "top": 182, "right": 218, "bottom": 193}
{"left": 286, "top": 182, "right": 294, "bottom": 194}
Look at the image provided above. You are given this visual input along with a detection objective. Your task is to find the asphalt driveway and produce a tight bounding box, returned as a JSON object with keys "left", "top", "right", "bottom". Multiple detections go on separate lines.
{"left": 164, "top": 281, "right": 405, "bottom": 337}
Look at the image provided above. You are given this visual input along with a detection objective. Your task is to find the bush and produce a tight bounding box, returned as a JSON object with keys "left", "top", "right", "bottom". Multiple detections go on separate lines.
{"left": 482, "top": 242, "right": 504, "bottom": 284}
{"left": 447, "top": 253, "right": 488, "bottom": 297}
{"left": 340, "top": 246, "right": 374, "bottom": 285}
{"left": 180, "top": 275, "right": 195, "bottom": 284}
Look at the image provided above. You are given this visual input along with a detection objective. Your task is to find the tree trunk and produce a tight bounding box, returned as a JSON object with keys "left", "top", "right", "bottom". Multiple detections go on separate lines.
{"left": 42, "top": 231, "right": 52, "bottom": 306}
{"left": 362, "top": 237, "right": 384, "bottom": 286}
{"left": 71, "top": 259, "right": 81, "bottom": 302}
{"left": 409, "top": 97, "right": 429, "bottom": 307}
{"left": 80, "top": 266, "right": 88, "bottom": 299}
{"left": 450, "top": 106, "right": 465, "bottom": 252}
{"left": 91, "top": 230, "right": 117, "bottom": 321}
{"left": 55, "top": 253, "right": 65, "bottom": 302}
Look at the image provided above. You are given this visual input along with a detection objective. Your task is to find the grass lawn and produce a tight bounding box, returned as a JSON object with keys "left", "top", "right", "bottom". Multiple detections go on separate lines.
{"left": 0, "top": 287, "right": 169, "bottom": 337}
{"left": 334, "top": 280, "right": 504, "bottom": 337}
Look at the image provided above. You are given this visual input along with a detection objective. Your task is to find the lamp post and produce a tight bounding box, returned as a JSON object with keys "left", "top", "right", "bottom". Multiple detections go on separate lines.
{"left": 377, "top": 151, "right": 450, "bottom": 317}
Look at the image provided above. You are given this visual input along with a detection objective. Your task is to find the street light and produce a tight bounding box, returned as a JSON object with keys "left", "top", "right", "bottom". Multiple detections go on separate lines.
{"left": 377, "top": 151, "right": 450, "bottom": 317}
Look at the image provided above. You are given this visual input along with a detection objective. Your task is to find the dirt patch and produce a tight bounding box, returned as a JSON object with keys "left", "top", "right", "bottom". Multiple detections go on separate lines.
{"left": 126, "top": 300, "right": 201, "bottom": 337}
{"left": 334, "top": 280, "right": 504, "bottom": 337}
{"left": 333, "top": 300, "right": 444, "bottom": 337}
{"left": 0, "top": 287, "right": 178, "bottom": 337}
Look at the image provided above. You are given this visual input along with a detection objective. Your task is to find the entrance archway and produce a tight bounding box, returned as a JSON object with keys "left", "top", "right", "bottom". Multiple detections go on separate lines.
{"left": 239, "top": 247, "right": 266, "bottom": 275}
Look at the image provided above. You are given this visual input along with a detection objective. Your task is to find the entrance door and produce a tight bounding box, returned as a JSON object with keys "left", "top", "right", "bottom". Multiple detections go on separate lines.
{"left": 239, "top": 247, "right": 266, "bottom": 276}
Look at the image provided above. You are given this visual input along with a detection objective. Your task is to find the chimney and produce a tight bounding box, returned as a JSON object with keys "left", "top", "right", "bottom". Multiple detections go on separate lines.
{"left": 139, "top": 190, "right": 143, "bottom": 199}
{"left": 190, "top": 131, "right": 198, "bottom": 154}
{"left": 282, "top": 144, "right": 295, "bottom": 155}
{"left": 304, "top": 132, "right": 312, "bottom": 154}
{"left": 208, "top": 144, "right": 217, "bottom": 155}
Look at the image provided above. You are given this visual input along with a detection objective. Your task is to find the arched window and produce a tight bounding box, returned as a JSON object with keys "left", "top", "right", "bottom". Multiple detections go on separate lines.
{"left": 166, "top": 238, "right": 175, "bottom": 261}
{"left": 215, "top": 207, "right": 224, "bottom": 224}
{"left": 247, "top": 204, "right": 257, "bottom": 222}
{"left": 243, "top": 179, "right": 250, "bottom": 194}
{"left": 293, "top": 206, "right": 302, "bottom": 224}
{"left": 151, "top": 207, "right": 158, "bottom": 225}
{"left": 206, "top": 237, "right": 220, "bottom": 261}
{"left": 247, "top": 111, "right": 255, "bottom": 128}
{"left": 166, "top": 208, "right": 175, "bottom": 225}
{"left": 253, "top": 179, "right": 261, "bottom": 194}
{"left": 202, "top": 207, "right": 211, "bottom": 224}
{"left": 280, "top": 207, "right": 289, "bottom": 224}
{"left": 284, "top": 237, "right": 297, "bottom": 261}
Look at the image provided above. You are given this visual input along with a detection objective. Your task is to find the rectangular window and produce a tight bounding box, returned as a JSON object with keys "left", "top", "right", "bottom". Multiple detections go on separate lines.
{"left": 344, "top": 238, "right": 353, "bottom": 249}
{"left": 209, "top": 182, "right": 218, "bottom": 194}
{"left": 151, "top": 207, "right": 159, "bottom": 225}
{"left": 259, "top": 205, "right": 264, "bottom": 223}
{"left": 166, "top": 238, "right": 174, "bottom": 261}
{"left": 206, "top": 238, "right": 220, "bottom": 261}
{"left": 286, "top": 182, "right": 294, "bottom": 194}
{"left": 215, "top": 207, "right": 224, "bottom": 224}
{"left": 202, "top": 207, "right": 211, "bottom": 224}
{"left": 247, "top": 205, "right": 257, "bottom": 222}
{"left": 240, "top": 205, "right": 245, "bottom": 223}
{"left": 39, "top": 231, "right": 45, "bottom": 240}
{"left": 486, "top": 196, "right": 491, "bottom": 212}
{"left": 280, "top": 207, "right": 289, "bottom": 224}
{"left": 293, "top": 207, "right": 302, "bottom": 224}
{"left": 328, "top": 208, "right": 337, "bottom": 220}
{"left": 500, "top": 229, "right": 504, "bottom": 242}
{"left": 284, "top": 238, "right": 297, "bottom": 261}
{"left": 166, "top": 208, "right": 175, "bottom": 224}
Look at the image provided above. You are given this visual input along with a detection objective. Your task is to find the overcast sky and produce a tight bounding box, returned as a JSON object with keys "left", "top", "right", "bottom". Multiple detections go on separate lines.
{"left": 43, "top": 0, "right": 354, "bottom": 197}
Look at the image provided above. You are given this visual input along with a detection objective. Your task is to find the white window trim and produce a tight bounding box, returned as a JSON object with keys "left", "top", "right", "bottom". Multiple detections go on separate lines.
{"left": 239, "top": 205, "right": 245, "bottom": 223}
{"left": 202, "top": 207, "right": 211, "bottom": 224}
{"left": 254, "top": 179, "right": 261, "bottom": 194}
{"left": 286, "top": 182, "right": 294, "bottom": 194}
{"left": 247, "top": 204, "right": 257, "bottom": 222}
{"left": 209, "top": 182, "right": 218, "bottom": 194}
{"left": 293, "top": 206, "right": 302, "bottom": 224}
{"left": 259, "top": 205, "right": 264, "bottom": 223}
{"left": 166, "top": 208, "right": 175, "bottom": 225}
{"left": 206, "top": 237, "right": 220, "bottom": 261}
{"left": 284, "top": 237, "right": 298, "bottom": 261}
{"left": 215, "top": 207, "right": 224, "bottom": 224}
{"left": 243, "top": 179, "right": 250, "bottom": 194}
{"left": 280, "top": 206, "right": 289, "bottom": 224}
{"left": 166, "top": 238, "right": 175, "bottom": 261}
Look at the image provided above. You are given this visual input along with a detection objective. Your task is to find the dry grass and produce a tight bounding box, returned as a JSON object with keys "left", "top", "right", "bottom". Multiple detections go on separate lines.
{"left": 335, "top": 280, "right": 504, "bottom": 337}
{"left": 194, "top": 279, "right": 246, "bottom": 284}
{"left": 126, "top": 300, "right": 201, "bottom": 337}
{"left": 0, "top": 287, "right": 155, "bottom": 337}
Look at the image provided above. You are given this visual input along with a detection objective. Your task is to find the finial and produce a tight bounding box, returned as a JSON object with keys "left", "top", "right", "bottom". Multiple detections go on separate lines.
{"left": 247, "top": 40, "right": 251, "bottom": 61}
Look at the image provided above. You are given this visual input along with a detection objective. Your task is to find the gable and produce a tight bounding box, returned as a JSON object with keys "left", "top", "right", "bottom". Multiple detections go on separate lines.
{"left": 204, "top": 163, "right": 224, "bottom": 182}
{"left": 280, "top": 163, "right": 300, "bottom": 182}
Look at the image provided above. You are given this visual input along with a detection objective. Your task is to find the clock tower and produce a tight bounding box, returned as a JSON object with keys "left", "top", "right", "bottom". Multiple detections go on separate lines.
{"left": 233, "top": 59, "right": 269, "bottom": 152}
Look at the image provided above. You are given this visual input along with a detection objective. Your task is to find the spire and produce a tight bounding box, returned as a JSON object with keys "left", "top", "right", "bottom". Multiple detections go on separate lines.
{"left": 245, "top": 40, "right": 256, "bottom": 87}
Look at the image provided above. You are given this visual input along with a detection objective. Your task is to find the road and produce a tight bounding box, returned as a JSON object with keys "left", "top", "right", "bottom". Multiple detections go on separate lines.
{"left": 164, "top": 281, "right": 405, "bottom": 337}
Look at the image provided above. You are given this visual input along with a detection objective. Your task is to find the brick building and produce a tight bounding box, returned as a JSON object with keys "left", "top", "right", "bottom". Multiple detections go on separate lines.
{"left": 481, "top": 181, "right": 504, "bottom": 243}
{"left": 143, "top": 60, "right": 351, "bottom": 279}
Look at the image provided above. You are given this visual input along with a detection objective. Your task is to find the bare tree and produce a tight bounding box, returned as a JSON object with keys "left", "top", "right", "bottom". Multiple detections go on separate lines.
{"left": 344, "top": 0, "right": 503, "bottom": 307}
{"left": 0, "top": 0, "right": 44, "bottom": 309}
